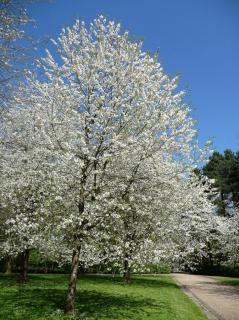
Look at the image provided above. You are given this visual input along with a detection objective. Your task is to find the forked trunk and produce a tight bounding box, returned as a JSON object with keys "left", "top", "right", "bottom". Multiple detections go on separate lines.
{"left": 65, "top": 245, "right": 81, "bottom": 314}
{"left": 18, "top": 249, "right": 30, "bottom": 282}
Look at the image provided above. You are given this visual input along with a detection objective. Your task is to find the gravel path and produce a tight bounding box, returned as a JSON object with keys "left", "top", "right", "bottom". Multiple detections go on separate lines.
{"left": 172, "top": 273, "right": 239, "bottom": 320}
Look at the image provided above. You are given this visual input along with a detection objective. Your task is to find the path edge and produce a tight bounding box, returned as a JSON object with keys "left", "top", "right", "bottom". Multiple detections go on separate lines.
{"left": 171, "top": 274, "right": 221, "bottom": 320}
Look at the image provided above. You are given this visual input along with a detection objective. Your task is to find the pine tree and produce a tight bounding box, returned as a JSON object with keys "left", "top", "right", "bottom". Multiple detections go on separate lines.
{"left": 203, "top": 149, "right": 239, "bottom": 215}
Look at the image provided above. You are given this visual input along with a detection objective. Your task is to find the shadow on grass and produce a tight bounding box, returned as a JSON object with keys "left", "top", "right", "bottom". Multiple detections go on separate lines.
{"left": 221, "top": 279, "right": 239, "bottom": 287}
{"left": 0, "top": 286, "right": 169, "bottom": 320}
{"left": 0, "top": 274, "right": 174, "bottom": 320}
{"left": 75, "top": 289, "right": 168, "bottom": 319}
{"left": 2, "top": 273, "right": 178, "bottom": 290}
{"left": 0, "top": 287, "right": 65, "bottom": 319}
{"left": 0, "top": 273, "right": 69, "bottom": 288}
{"left": 80, "top": 274, "right": 178, "bottom": 289}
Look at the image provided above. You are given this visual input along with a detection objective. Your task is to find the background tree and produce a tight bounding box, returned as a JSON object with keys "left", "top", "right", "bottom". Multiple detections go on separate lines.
{"left": 0, "top": 0, "right": 40, "bottom": 275}
{"left": 0, "top": 0, "right": 36, "bottom": 108}
{"left": 202, "top": 149, "right": 239, "bottom": 216}
{"left": 224, "top": 211, "right": 239, "bottom": 273}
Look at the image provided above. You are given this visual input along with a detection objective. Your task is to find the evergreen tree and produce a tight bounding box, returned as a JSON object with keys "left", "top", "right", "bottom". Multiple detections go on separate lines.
{"left": 203, "top": 149, "right": 239, "bottom": 215}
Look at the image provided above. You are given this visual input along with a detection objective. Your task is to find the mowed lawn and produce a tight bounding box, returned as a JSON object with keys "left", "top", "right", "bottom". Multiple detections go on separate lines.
{"left": 0, "top": 274, "right": 207, "bottom": 320}
{"left": 211, "top": 276, "right": 239, "bottom": 287}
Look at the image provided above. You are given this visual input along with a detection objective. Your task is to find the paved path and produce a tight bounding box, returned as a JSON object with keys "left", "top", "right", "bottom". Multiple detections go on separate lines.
{"left": 172, "top": 273, "right": 239, "bottom": 320}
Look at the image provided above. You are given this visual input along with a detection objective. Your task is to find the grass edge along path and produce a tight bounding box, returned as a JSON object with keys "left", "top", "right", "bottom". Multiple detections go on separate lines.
{"left": 0, "top": 273, "right": 208, "bottom": 320}
{"left": 210, "top": 275, "right": 239, "bottom": 287}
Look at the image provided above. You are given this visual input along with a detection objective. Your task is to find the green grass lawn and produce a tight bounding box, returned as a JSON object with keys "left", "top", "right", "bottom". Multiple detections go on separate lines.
{"left": 0, "top": 273, "right": 208, "bottom": 320}
{"left": 211, "top": 276, "right": 239, "bottom": 287}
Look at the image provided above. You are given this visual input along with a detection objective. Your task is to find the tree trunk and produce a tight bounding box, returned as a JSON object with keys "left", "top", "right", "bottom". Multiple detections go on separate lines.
{"left": 18, "top": 249, "right": 30, "bottom": 282}
{"left": 65, "top": 244, "right": 81, "bottom": 314}
{"left": 123, "top": 257, "right": 131, "bottom": 284}
{"left": 4, "top": 256, "right": 13, "bottom": 274}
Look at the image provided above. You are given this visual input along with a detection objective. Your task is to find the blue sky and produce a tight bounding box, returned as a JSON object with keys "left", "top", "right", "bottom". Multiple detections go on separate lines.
{"left": 27, "top": 0, "right": 239, "bottom": 153}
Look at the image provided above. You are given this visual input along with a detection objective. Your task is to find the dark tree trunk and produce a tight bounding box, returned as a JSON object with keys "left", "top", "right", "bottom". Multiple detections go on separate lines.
{"left": 65, "top": 194, "right": 85, "bottom": 314}
{"left": 4, "top": 256, "right": 13, "bottom": 274}
{"left": 207, "top": 241, "right": 214, "bottom": 271}
{"left": 65, "top": 244, "right": 81, "bottom": 314}
{"left": 123, "top": 257, "right": 131, "bottom": 284}
{"left": 18, "top": 249, "right": 30, "bottom": 282}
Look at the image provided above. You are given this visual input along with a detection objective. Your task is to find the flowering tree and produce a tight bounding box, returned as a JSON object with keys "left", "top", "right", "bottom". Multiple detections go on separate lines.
{"left": 0, "top": 110, "right": 55, "bottom": 280}
{"left": 0, "top": 0, "right": 36, "bottom": 108}
{"left": 172, "top": 178, "right": 227, "bottom": 273}
{"left": 100, "top": 157, "right": 203, "bottom": 280}
{"left": 223, "top": 211, "right": 239, "bottom": 271}
{"left": 0, "top": 15, "right": 213, "bottom": 313}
